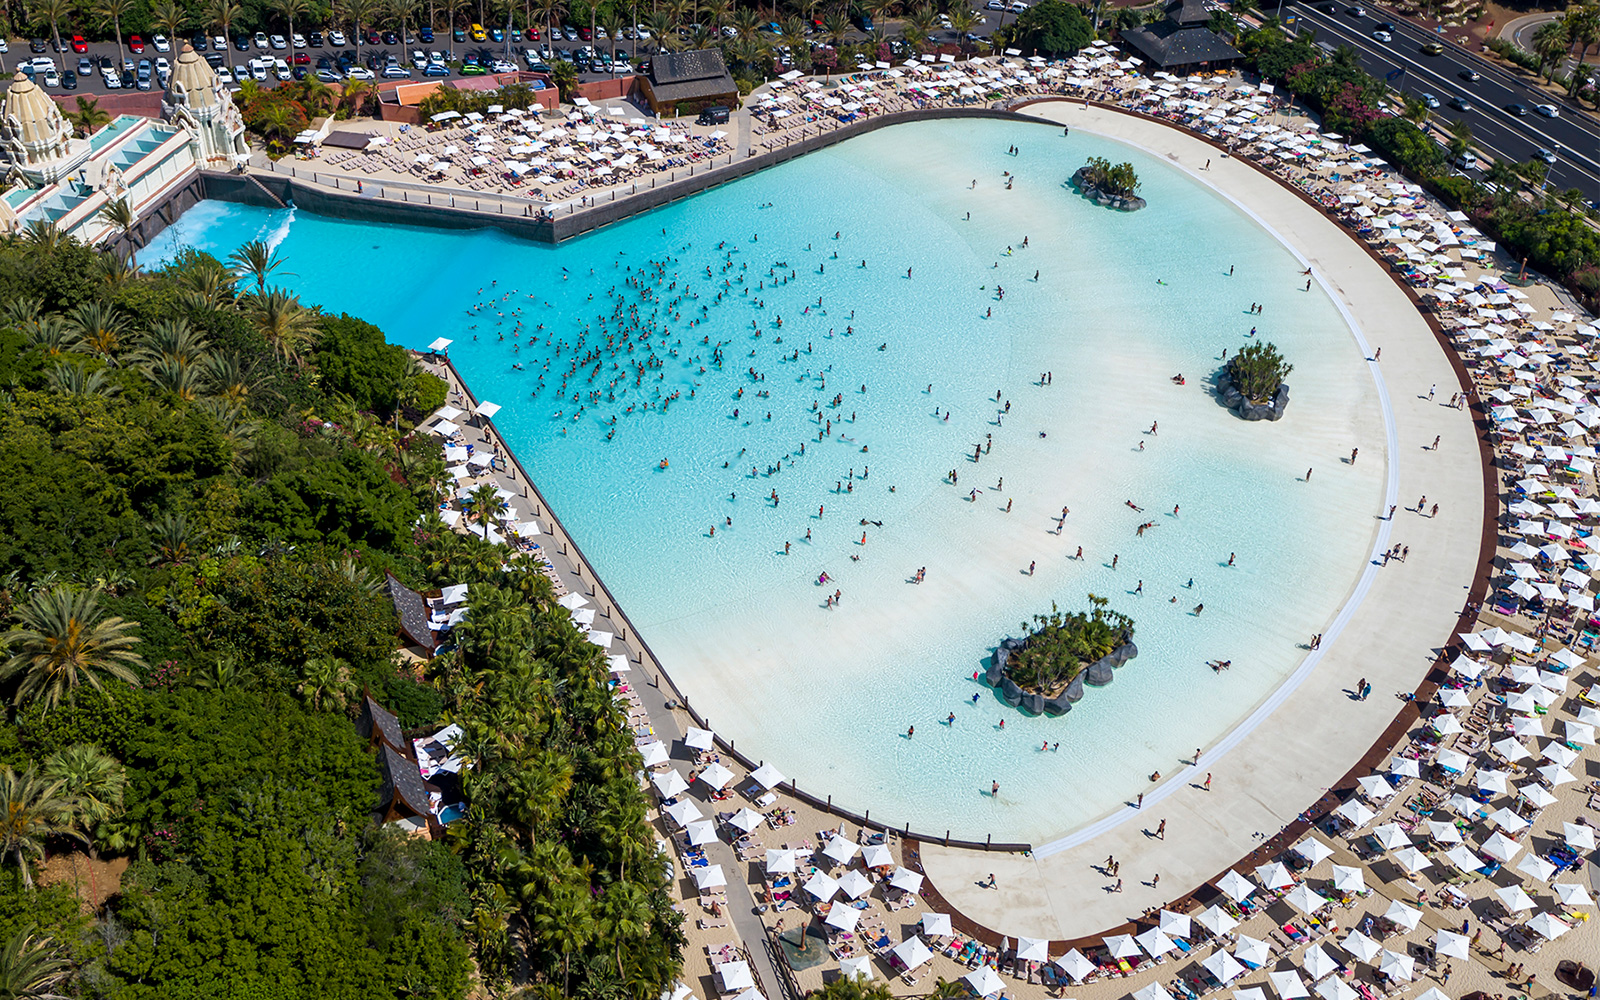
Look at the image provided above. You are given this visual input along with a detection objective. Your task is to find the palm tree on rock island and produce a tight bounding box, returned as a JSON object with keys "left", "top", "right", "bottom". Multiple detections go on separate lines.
{"left": 0, "top": 586, "right": 144, "bottom": 715}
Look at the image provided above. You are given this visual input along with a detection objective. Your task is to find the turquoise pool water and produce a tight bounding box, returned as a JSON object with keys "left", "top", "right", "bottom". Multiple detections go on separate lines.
{"left": 142, "top": 118, "right": 1386, "bottom": 843}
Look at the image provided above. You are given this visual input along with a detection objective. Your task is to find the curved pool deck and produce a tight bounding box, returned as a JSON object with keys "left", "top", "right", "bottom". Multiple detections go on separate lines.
{"left": 917, "top": 100, "right": 1487, "bottom": 940}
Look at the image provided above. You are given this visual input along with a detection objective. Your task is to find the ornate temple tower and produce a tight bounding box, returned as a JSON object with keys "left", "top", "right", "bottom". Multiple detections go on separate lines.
{"left": 0, "top": 71, "right": 92, "bottom": 186}
{"left": 162, "top": 44, "right": 250, "bottom": 169}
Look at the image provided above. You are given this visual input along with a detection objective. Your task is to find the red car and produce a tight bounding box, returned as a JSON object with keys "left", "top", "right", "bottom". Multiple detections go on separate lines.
{"left": 129, "top": 34, "right": 144, "bottom": 51}
{"left": 292, "top": 51, "right": 310, "bottom": 63}
{"left": 526, "top": 27, "right": 539, "bottom": 39}
{"left": 366, "top": 29, "right": 381, "bottom": 44}
{"left": 70, "top": 35, "right": 87, "bottom": 52}
{"left": 578, "top": 25, "right": 592, "bottom": 39}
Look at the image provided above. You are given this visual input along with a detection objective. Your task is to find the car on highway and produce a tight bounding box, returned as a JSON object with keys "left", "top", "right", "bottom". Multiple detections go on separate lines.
{"left": 1535, "top": 148, "right": 1557, "bottom": 164}
{"left": 1420, "top": 41, "right": 1442, "bottom": 55}
{"left": 1348, "top": 5, "right": 1366, "bottom": 15}
{"left": 1459, "top": 68, "right": 1480, "bottom": 82}
{"left": 1453, "top": 152, "right": 1478, "bottom": 171}
{"left": 1374, "top": 21, "right": 1394, "bottom": 32}
{"left": 1534, "top": 103, "right": 1559, "bottom": 118}
{"left": 1449, "top": 95, "right": 1472, "bottom": 112}
{"left": 1506, "top": 103, "right": 1527, "bottom": 116}
{"left": 1419, "top": 92, "right": 1440, "bottom": 108}
{"left": 1371, "top": 29, "right": 1391, "bottom": 41}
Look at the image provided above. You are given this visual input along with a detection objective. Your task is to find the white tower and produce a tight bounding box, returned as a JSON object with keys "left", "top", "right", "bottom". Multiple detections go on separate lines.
{"left": 0, "top": 71, "right": 92, "bottom": 186}
{"left": 162, "top": 44, "right": 250, "bottom": 169}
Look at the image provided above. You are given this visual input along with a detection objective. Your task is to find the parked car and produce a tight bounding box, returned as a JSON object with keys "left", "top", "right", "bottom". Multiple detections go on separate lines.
{"left": 234, "top": 34, "right": 251, "bottom": 50}
{"left": 191, "top": 34, "right": 209, "bottom": 50}
{"left": 153, "top": 33, "right": 170, "bottom": 51}
{"left": 328, "top": 29, "right": 346, "bottom": 45}
{"left": 42, "top": 66, "right": 60, "bottom": 87}
{"left": 491, "top": 58, "right": 516, "bottom": 72}
{"left": 216, "top": 65, "right": 234, "bottom": 83}
{"left": 381, "top": 61, "right": 408, "bottom": 77}
{"left": 129, "top": 34, "right": 146, "bottom": 51}
{"left": 382, "top": 30, "right": 399, "bottom": 44}
{"left": 418, "top": 27, "right": 434, "bottom": 43}
{"left": 292, "top": 33, "right": 306, "bottom": 47}
{"left": 424, "top": 61, "right": 450, "bottom": 75}
{"left": 344, "top": 64, "right": 373, "bottom": 79}
{"left": 77, "top": 56, "right": 92, "bottom": 74}
{"left": 61, "top": 69, "right": 77, "bottom": 88}
{"left": 71, "top": 35, "right": 87, "bottom": 52}
{"left": 308, "top": 30, "right": 323, "bottom": 46}
{"left": 470, "top": 22, "right": 487, "bottom": 40}
{"left": 103, "top": 69, "right": 121, "bottom": 87}
{"left": 248, "top": 59, "right": 268, "bottom": 80}
{"left": 490, "top": 27, "right": 504, "bottom": 41}
{"left": 29, "top": 39, "right": 46, "bottom": 53}
{"left": 273, "top": 57, "right": 290, "bottom": 78}
{"left": 1452, "top": 153, "right": 1478, "bottom": 171}
{"left": 314, "top": 67, "right": 340, "bottom": 81}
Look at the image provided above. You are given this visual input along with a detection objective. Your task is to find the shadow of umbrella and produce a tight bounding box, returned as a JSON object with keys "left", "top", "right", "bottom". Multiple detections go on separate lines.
{"left": 777, "top": 925, "right": 830, "bottom": 971}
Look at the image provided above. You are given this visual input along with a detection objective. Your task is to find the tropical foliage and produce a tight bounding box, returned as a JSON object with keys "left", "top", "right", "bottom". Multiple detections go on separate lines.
{"left": 1007, "top": 0, "right": 1094, "bottom": 58}
{"left": 0, "top": 226, "right": 674, "bottom": 996}
{"left": 1078, "top": 156, "right": 1140, "bottom": 198}
{"left": 1228, "top": 341, "right": 1293, "bottom": 403}
{"left": 1006, "top": 595, "right": 1134, "bottom": 693}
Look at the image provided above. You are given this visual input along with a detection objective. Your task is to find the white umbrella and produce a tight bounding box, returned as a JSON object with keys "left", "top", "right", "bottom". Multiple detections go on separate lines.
{"left": 1526, "top": 911, "right": 1570, "bottom": 939}
{"left": 1513, "top": 716, "right": 1545, "bottom": 738}
{"left": 685, "top": 820, "right": 717, "bottom": 845}
{"left": 1255, "top": 862, "right": 1295, "bottom": 889}
{"left": 1016, "top": 936, "right": 1050, "bottom": 963}
{"left": 1552, "top": 881, "right": 1594, "bottom": 907}
{"left": 698, "top": 762, "right": 735, "bottom": 790}
{"left": 1055, "top": 949, "right": 1096, "bottom": 982}
{"left": 1434, "top": 930, "right": 1471, "bottom": 959}
{"left": 825, "top": 904, "right": 861, "bottom": 933}
{"left": 1331, "top": 865, "right": 1366, "bottom": 892}
{"left": 1104, "top": 934, "right": 1141, "bottom": 959}
{"left": 1414, "top": 989, "right": 1451, "bottom": 1000}
{"left": 1389, "top": 757, "right": 1422, "bottom": 778}
{"left": 1197, "top": 905, "right": 1239, "bottom": 936}
{"left": 1487, "top": 807, "right": 1529, "bottom": 834}
{"left": 693, "top": 864, "right": 726, "bottom": 890}
{"left": 1482, "top": 831, "right": 1525, "bottom": 862}
{"left": 1378, "top": 950, "right": 1414, "bottom": 982}
{"left": 888, "top": 867, "right": 923, "bottom": 894}
{"left": 1157, "top": 910, "right": 1191, "bottom": 939}
{"left": 684, "top": 727, "right": 715, "bottom": 750}
{"left": 1537, "top": 763, "right": 1575, "bottom": 785}
{"left": 1341, "top": 929, "right": 1381, "bottom": 963}
{"left": 1269, "top": 970, "right": 1309, "bottom": 999}
{"left": 727, "top": 808, "right": 765, "bottom": 833}
{"left": 1358, "top": 775, "right": 1396, "bottom": 799}
{"left": 1562, "top": 822, "right": 1597, "bottom": 850}
{"left": 839, "top": 955, "right": 873, "bottom": 981}
{"left": 1316, "top": 975, "right": 1358, "bottom": 1000}
{"left": 638, "top": 740, "right": 670, "bottom": 767}
{"left": 1444, "top": 845, "right": 1485, "bottom": 872}
{"left": 964, "top": 966, "right": 1005, "bottom": 997}
{"left": 920, "top": 912, "right": 953, "bottom": 936}
{"left": 1371, "top": 823, "right": 1411, "bottom": 850}
{"left": 861, "top": 844, "right": 893, "bottom": 868}
{"left": 1234, "top": 934, "right": 1271, "bottom": 966}
{"left": 1384, "top": 899, "right": 1423, "bottom": 930}
{"left": 1303, "top": 945, "right": 1341, "bottom": 980}
{"left": 1135, "top": 926, "right": 1177, "bottom": 957}
{"left": 665, "top": 800, "right": 702, "bottom": 826}
{"left": 891, "top": 936, "right": 933, "bottom": 971}
{"left": 1136, "top": 985, "right": 1177, "bottom": 1000}
{"left": 1476, "top": 769, "right": 1510, "bottom": 794}
{"left": 1497, "top": 884, "right": 1536, "bottom": 911}
{"left": 749, "top": 763, "right": 786, "bottom": 788}
{"left": 1217, "top": 870, "right": 1258, "bottom": 901}
{"left": 804, "top": 871, "right": 840, "bottom": 901}
{"left": 1293, "top": 836, "right": 1334, "bottom": 865}
{"left": 765, "top": 849, "right": 796, "bottom": 873}
{"left": 1333, "top": 799, "right": 1376, "bottom": 827}
{"left": 1426, "top": 820, "right": 1463, "bottom": 844}
{"left": 1492, "top": 738, "right": 1530, "bottom": 762}
{"left": 822, "top": 835, "right": 859, "bottom": 865}
{"left": 1236, "top": 989, "right": 1269, "bottom": 1000}
{"left": 1284, "top": 884, "right": 1330, "bottom": 913}
{"left": 716, "top": 960, "right": 753, "bottom": 992}
{"left": 1543, "top": 742, "right": 1580, "bottom": 767}
{"left": 1516, "top": 854, "right": 1556, "bottom": 882}
{"left": 653, "top": 770, "right": 689, "bottom": 797}
{"left": 1203, "top": 950, "right": 1247, "bottom": 984}
{"left": 1393, "top": 847, "right": 1433, "bottom": 874}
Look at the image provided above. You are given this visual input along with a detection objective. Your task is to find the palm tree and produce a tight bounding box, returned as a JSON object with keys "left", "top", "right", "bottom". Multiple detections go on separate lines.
{"left": 136, "top": 318, "right": 209, "bottom": 366}
{"left": 66, "top": 301, "right": 128, "bottom": 361}
{"left": 340, "top": 78, "right": 373, "bottom": 116}
{"left": 98, "top": 197, "right": 137, "bottom": 251}
{"left": 204, "top": 351, "right": 276, "bottom": 406}
{"left": 65, "top": 97, "right": 112, "bottom": 136}
{"left": 147, "top": 512, "right": 203, "bottom": 566}
{"left": 469, "top": 482, "right": 508, "bottom": 538}
{"left": 42, "top": 745, "right": 124, "bottom": 860}
{"left": 0, "top": 586, "right": 144, "bottom": 713}
{"left": 228, "top": 239, "right": 292, "bottom": 294}
{"left": 0, "top": 769, "right": 84, "bottom": 889}
{"left": 643, "top": 10, "right": 675, "bottom": 50}
{"left": 1563, "top": 2, "right": 1599, "bottom": 62}
{"left": 533, "top": 0, "right": 564, "bottom": 48}
{"left": 1532, "top": 19, "right": 1571, "bottom": 81}
{"left": 95, "top": 0, "right": 135, "bottom": 55}
{"left": 151, "top": 0, "right": 190, "bottom": 47}
{"left": 141, "top": 357, "right": 209, "bottom": 400}
{"left": 273, "top": 0, "right": 311, "bottom": 48}
{"left": 248, "top": 288, "right": 319, "bottom": 363}
{"left": 385, "top": 0, "right": 419, "bottom": 47}
{"left": 30, "top": 0, "right": 74, "bottom": 57}
{"left": 948, "top": 6, "right": 978, "bottom": 55}
{"left": 730, "top": 6, "right": 761, "bottom": 41}
{"left": 25, "top": 318, "right": 77, "bottom": 357}
{"left": 21, "top": 221, "right": 65, "bottom": 252}
{"left": 208, "top": 0, "right": 242, "bottom": 38}
{"left": 296, "top": 656, "right": 357, "bottom": 712}
{"left": 900, "top": 4, "right": 936, "bottom": 54}
{"left": 45, "top": 363, "right": 120, "bottom": 398}
{"left": 0, "top": 924, "right": 73, "bottom": 998}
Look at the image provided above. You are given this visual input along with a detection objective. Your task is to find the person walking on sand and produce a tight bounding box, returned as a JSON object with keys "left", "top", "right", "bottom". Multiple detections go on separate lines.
{"left": 1113, "top": 878, "right": 1123, "bottom": 892}
{"left": 1356, "top": 676, "right": 1368, "bottom": 700}
{"left": 1029, "top": 560, "right": 1036, "bottom": 575}
{"left": 1204, "top": 772, "right": 1212, "bottom": 791}
{"left": 1156, "top": 819, "right": 1167, "bottom": 839}
{"left": 1112, "top": 554, "right": 1119, "bottom": 570}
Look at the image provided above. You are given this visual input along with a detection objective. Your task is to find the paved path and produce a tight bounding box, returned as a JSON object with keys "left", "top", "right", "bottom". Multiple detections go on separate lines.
{"left": 918, "top": 100, "right": 1487, "bottom": 940}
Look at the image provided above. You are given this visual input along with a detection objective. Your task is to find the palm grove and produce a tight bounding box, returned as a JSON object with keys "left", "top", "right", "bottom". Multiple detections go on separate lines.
{"left": 0, "top": 224, "right": 681, "bottom": 998}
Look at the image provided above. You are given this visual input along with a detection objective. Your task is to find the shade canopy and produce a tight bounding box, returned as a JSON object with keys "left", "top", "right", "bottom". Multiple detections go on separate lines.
{"left": 891, "top": 936, "right": 933, "bottom": 970}
{"left": 1268, "top": 970, "right": 1309, "bottom": 999}
{"left": 1384, "top": 900, "right": 1423, "bottom": 930}
{"left": 838, "top": 956, "right": 873, "bottom": 981}
{"left": 1056, "top": 949, "right": 1096, "bottom": 981}
{"left": 1135, "top": 984, "right": 1176, "bottom": 1000}
{"left": 804, "top": 872, "right": 839, "bottom": 901}
{"left": 1303, "top": 944, "right": 1341, "bottom": 979}
{"left": 1104, "top": 934, "right": 1141, "bottom": 959}
{"left": 1331, "top": 865, "right": 1366, "bottom": 892}
{"left": 825, "top": 904, "right": 861, "bottom": 933}
{"left": 664, "top": 799, "right": 702, "bottom": 826}
{"left": 651, "top": 769, "right": 688, "bottom": 797}
{"left": 1016, "top": 936, "right": 1050, "bottom": 962}
{"left": 749, "top": 762, "right": 786, "bottom": 788}
{"left": 765, "top": 849, "right": 796, "bottom": 873}
{"left": 728, "top": 808, "right": 765, "bottom": 833}
{"left": 1341, "top": 930, "right": 1381, "bottom": 963}
{"left": 1527, "top": 911, "right": 1571, "bottom": 939}
{"left": 861, "top": 844, "right": 893, "bottom": 868}
{"left": 1234, "top": 935, "right": 1271, "bottom": 967}
{"left": 1157, "top": 910, "right": 1191, "bottom": 939}
{"left": 692, "top": 864, "right": 726, "bottom": 890}
{"left": 920, "top": 912, "right": 953, "bottom": 937}
{"left": 836, "top": 870, "right": 873, "bottom": 900}
{"left": 1217, "top": 870, "right": 1259, "bottom": 901}
{"left": 889, "top": 867, "right": 924, "bottom": 894}
{"left": 1203, "top": 950, "right": 1247, "bottom": 983}
{"left": 1378, "top": 950, "right": 1414, "bottom": 982}
{"left": 685, "top": 820, "right": 717, "bottom": 845}
{"left": 1434, "top": 930, "right": 1471, "bottom": 959}
{"left": 698, "top": 762, "right": 735, "bottom": 790}
{"left": 965, "top": 966, "right": 1005, "bottom": 997}
{"left": 1293, "top": 836, "right": 1334, "bottom": 865}
{"left": 1135, "top": 927, "right": 1177, "bottom": 957}
{"left": 1498, "top": 884, "right": 1537, "bottom": 911}
{"left": 1553, "top": 881, "right": 1594, "bottom": 907}
{"left": 1196, "top": 905, "right": 1239, "bottom": 936}
{"left": 1254, "top": 862, "right": 1295, "bottom": 889}
{"left": 684, "top": 727, "right": 715, "bottom": 750}
{"left": 717, "top": 961, "right": 753, "bottom": 992}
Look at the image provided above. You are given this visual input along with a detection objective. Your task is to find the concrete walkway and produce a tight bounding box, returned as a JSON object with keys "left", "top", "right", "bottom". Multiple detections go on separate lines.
{"left": 918, "top": 101, "right": 1487, "bottom": 940}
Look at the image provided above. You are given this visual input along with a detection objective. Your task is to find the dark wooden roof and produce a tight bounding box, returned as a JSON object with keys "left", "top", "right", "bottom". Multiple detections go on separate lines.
{"left": 358, "top": 693, "right": 406, "bottom": 752}
{"left": 379, "top": 743, "right": 433, "bottom": 819}
{"left": 386, "top": 573, "right": 435, "bottom": 653}
{"left": 645, "top": 49, "right": 738, "bottom": 105}
{"left": 1165, "top": 0, "right": 1212, "bottom": 27}
{"left": 1121, "top": 22, "right": 1241, "bottom": 69}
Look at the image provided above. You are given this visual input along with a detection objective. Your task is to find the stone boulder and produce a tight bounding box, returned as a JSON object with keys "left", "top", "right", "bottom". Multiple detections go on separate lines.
{"left": 1084, "top": 659, "right": 1116, "bottom": 686}
{"left": 1000, "top": 675, "right": 1024, "bottom": 708}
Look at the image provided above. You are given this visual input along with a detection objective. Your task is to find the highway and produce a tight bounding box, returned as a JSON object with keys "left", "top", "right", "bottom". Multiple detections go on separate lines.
{"left": 1278, "top": 0, "right": 1600, "bottom": 200}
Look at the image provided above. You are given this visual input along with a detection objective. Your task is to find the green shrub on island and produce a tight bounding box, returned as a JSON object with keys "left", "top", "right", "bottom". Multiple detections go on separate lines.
{"left": 1079, "top": 156, "right": 1141, "bottom": 198}
{"left": 1229, "top": 341, "right": 1294, "bottom": 403}
{"left": 1007, "top": 595, "right": 1134, "bottom": 695}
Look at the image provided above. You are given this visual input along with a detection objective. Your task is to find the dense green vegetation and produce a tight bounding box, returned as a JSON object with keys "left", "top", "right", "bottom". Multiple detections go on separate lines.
{"left": 0, "top": 225, "right": 680, "bottom": 997}
{"left": 1078, "top": 155, "right": 1141, "bottom": 199}
{"left": 1228, "top": 341, "right": 1292, "bottom": 403}
{"left": 1008, "top": 0, "right": 1095, "bottom": 59}
{"left": 1007, "top": 596, "right": 1134, "bottom": 694}
{"left": 1237, "top": 22, "right": 1600, "bottom": 313}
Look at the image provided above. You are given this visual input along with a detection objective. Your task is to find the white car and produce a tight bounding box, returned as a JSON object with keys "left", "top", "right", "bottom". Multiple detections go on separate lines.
{"left": 292, "top": 33, "right": 306, "bottom": 47}
{"left": 152, "top": 33, "right": 170, "bottom": 51}
{"left": 1534, "top": 103, "right": 1559, "bottom": 118}
{"left": 42, "top": 66, "right": 59, "bottom": 87}
{"left": 343, "top": 64, "right": 373, "bottom": 79}
{"left": 155, "top": 56, "right": 170, "bottom": 72}
{"left": 1419, "top": 92, "right": 1439, "bottom": 108}
{"left": 249, "top": 59, "right": 268, "bottom": 80}
{"left": 273, "top": 57, "right": 291, "bottom": 78}
{"left": 215, "top": 65, "right": 234, "bottom": 83}
{"left": 254, "top": 31, "right": 269, "bottom": 49}
{"left": 634, "top": 25, "right": 651, "bottom": 38}
{"left": 1008, "top": 1, "right": 1029, "bottom": 10}
{"left": 490, "top": 58, "right": 515, "bottom": 72}
{"left": 234, "top": 63, "right": 249, "bottom": 80}
{"left": 411, "top": 48, "right": 428, "bottom": 68}
{"left": 1371, "top": 29, "right": 1391, "bottom": 41}
{"left": 328, "top": 29, "right": 346, "bottom": 45}
{"left": 214, "top": 34, "right": 226, "bottom": 50}
{"left": 103, "top": 70, "right": 121, "bottom": 87}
